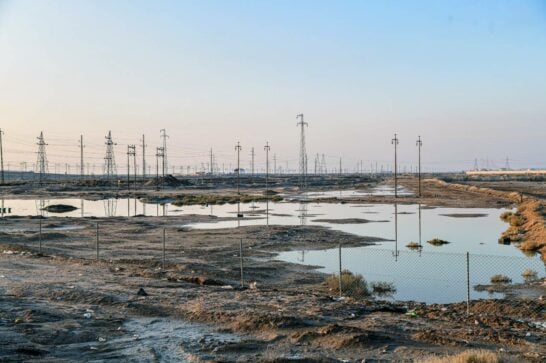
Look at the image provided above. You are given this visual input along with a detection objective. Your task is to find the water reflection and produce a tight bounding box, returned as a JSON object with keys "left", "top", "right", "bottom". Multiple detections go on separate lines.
{"left": 104, "top": 199, "right": 117, "bottom": 217}
{"left": 392, "top": 203, "right": 399, "bottom": 261}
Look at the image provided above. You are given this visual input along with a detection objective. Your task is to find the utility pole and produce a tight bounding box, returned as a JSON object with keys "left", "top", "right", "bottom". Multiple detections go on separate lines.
{"left": 155, "top": 147, "right": 164, "bottom": 190}
{"left": 416, "top": 136, "right": 423, "bottom": 197}
{"left": 273, "top": 154, "right": 277, "bottom": 175}
{"left": 264, "top": 141, "right": 271, "bottom": 226}
{"left": 0, "top": 129, "right": 4, "bottom": 184}
{"left": 160, "top": 129, "right": 168, "bottom": 176}
{"left": 141, "top": 135, "right": 146, "bottom": 180}
{"left": 339, "top": 157, "right": 342, "bottom": 177}
{"left": 235, "top": 142, "right": 242, "bottom": 194}
{"left": 250, "top": 147, "right": 255, "bottom": 180}
{"left": 127, "top": 145, "right": 136, "bottom": 192}
{"left": 79, "top": 135, "right": 84, "bottom": 182}
{"left": 104, "top": 131, "right": 117, "bottom": 184}
{"left": 264, "top": 141, "right": 270, "bottom": 194}
{"left": 210, "top": 148, "right": 214, "bottom": 175}
{"left": 392, "top": 133, "right": 399, "bottom": 198}
{"left": 296, "top": 114, "right": 308, "bottom": 190}
{"left": 36, "top": 131, "right": 48, "bottom": 186}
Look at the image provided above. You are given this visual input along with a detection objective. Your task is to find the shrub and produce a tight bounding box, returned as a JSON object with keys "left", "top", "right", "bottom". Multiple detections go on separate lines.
{"left": 406, "top": 241, "right": 421, "bottom": 250}
{"left": 490, "top": 274, "right": 512, "bottom": 284}
{"left": 418, "top": 349, "right": 510, "bottom": 363}
{"left": 325, "top": 270, "right": 370, "bottom": 299}
{"left": 522, "top": 269, "right": 538, "bottom": 282}
{"left": 371, "top": 281, "right": 397, "bottom": 296}
{"left": 499, "top": 211, "right": 513, "bottom": 222}
{"left": 499, "top": 211, "right": 525, "bottom": 227}
{"left": 427, "top": 238, "right": 449, "bottom": 246}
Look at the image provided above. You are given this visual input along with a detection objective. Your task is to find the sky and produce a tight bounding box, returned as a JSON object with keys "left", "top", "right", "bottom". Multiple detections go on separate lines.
{"left": 0, "top": 0, "right": 545, "bottom": 173}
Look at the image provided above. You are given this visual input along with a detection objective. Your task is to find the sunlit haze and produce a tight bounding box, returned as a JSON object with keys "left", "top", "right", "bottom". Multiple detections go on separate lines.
{"left": 1, "top": 0, "right": 545, "bottom": 173}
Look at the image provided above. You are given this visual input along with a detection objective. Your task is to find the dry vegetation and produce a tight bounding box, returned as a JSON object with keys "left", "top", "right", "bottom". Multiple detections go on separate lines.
{"left": 418, "top": 349, "right": 519, "bottom": 363}
{"left": 324, "top": 270, "right": 370, "bottom": 298}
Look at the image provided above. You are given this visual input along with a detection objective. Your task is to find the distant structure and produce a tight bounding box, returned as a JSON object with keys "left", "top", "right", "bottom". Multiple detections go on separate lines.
{"left": 473, "top": 158, "right": 479, "bottom": 171}
{"left": 160, "top": 129, "right": 168, "bottom": 176}
{"left": 104, "top": 131, "right": 117, "bottom": 182}
{"left": 296, "top": 113, "right": 308, "bottom": 189}
{"left": 504, "top": 157, "right": 511, "bottom": 170}
{"left": 141, "top": 135, "right": 146, "bottom": 179}
{"left": 79, "top": 135, "right": 85, "bottom": 181}
{"left": 36, "top": 131, "right": 49, "bottom": 184}
{"left": 0, "top": 128, "right": 4, "bottom": 184}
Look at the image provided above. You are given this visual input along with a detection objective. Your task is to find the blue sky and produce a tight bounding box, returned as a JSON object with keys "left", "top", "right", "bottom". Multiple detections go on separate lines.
{"left": 0, "top": 0, "right": 545, "bottom": 172}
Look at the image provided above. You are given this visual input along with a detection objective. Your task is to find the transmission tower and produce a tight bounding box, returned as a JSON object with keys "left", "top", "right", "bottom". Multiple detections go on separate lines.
{"left": 273, "top": 154, "right": 277, "bottom": 174}
{"left": 160, "top": 129, "right": 168, "bottom": 176}
{"left": 35, "top": 131, "right": 49, "bottom": 185}
{"left": 321, "top": 154, "right": 326, "bottom": 174}
{"left": 504, "top": 157, "right": 511, "bottom": 170}
{"left": 104, "top": 131, "right": 117, "bottom": 182}
{"left": 296, "top": 113, "right": 308, "bottom": 189}
{"left": 0, "top": 128, "right": 4, "bottom": 184}
{"left": 473, "top": 158, "right": 479, "bottom": 171}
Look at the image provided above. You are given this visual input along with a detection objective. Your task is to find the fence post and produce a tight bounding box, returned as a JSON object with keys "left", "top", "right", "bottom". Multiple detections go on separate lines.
{"left": 96, "top": 222, "right": 99, "bottom": 260}
{"left": 39, "top": 217, "right": 42, "bottom": 254}
{"left": 466, "top": 252, "right": 470, "bottom": 315}
{"left": 240, "top": 238, "right": 244, "bottom": 288}
{"left": 338, "top": 242, "right": 342, "bottom": 297}
{"left": 162, "top": 228, "right": 166, "bottom": 269}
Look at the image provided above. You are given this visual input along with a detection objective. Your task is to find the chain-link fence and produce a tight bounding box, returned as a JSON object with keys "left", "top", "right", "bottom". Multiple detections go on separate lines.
{"left": 5, "top": 218, "right": 546, "bottom": 317}
{"left": 322, "top": 245, "right": 545, "bottom": 315}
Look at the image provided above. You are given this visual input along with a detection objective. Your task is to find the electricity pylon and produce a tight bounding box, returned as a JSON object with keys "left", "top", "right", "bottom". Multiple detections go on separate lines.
{"left": 104, "top": 131, "right": 117, "bottom": 183}
{"left": 416, "top": 135, "right": 423, "bottom": 197}
{"left": 36, "top": 131, "right": 49, "bottom": 185}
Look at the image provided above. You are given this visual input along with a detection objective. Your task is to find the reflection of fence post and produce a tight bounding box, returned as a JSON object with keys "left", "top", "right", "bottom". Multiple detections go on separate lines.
{"left": 240, "top": 239, "right": 244, "bottom": 288}
{"left": 96, "top": 222, "right": 100, "bottom": 260}
{"left": 162, "top": 228, "right": 166, "bottom": 269}
{"left": 338, "top": 242, "right": 342, "bottom": 297}
{"left": 466, "top": 252, "right": 470, "bottom": 315}
{"left": 39, "top": 217, "right": 42, "bottom": 254}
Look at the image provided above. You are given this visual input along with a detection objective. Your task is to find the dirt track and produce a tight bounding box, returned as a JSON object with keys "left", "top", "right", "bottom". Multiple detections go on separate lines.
{"left": 0, "top": 177, "right": 545, "bottom": 362}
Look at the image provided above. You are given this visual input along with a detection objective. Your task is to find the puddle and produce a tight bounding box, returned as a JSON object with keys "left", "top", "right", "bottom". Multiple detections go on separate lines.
{"left": 276, "top": 246, "right": 545, "bottom": 304}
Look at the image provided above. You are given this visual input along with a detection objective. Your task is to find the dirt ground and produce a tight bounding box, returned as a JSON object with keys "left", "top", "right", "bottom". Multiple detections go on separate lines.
{"left": 0, "top": 176, "right": 544, "bottom": 362}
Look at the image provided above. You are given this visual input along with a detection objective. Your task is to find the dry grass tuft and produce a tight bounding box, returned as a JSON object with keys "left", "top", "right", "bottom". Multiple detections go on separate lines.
{"left": 490, "top": 274, "right": 512, "bottom": 284}
{"left": 325, "top": 270, "right": 370, "bottom": 299}
{"left": 418, "top": 349, "right": 515, "bottom": 363}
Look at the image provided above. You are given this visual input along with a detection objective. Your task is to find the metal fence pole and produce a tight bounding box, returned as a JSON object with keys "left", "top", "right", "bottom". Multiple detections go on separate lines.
{"left": 39, "top": 217, "right": 42, "bottom": 254}
{"left": 466, "top": 252, "right": 470, "bottom": 315}
{"left": 162, "top": 228, "right": 166, "bottom": 269}
{"left": 96, "top": 222, "right": 99, "bottom": 260}
{"left": 338, "top": 242, "right": 342, "bottom": 297}
{"left": 240, "top": 239, "right": 244, "bottom": 288}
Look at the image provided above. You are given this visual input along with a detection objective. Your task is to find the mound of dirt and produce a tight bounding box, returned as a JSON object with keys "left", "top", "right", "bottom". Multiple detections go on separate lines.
{"left": 42, "top": 204, "right": 78, "bottom": 213}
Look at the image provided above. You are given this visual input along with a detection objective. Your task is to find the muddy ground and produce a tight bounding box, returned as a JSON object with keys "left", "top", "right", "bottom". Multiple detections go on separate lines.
{"left": 0, "top": 176, "right": 545, "bottom": 362}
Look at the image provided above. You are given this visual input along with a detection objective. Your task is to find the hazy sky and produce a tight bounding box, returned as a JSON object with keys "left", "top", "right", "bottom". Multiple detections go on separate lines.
{"left": 1, "top": 0, "right": 545, "bottom": 173}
